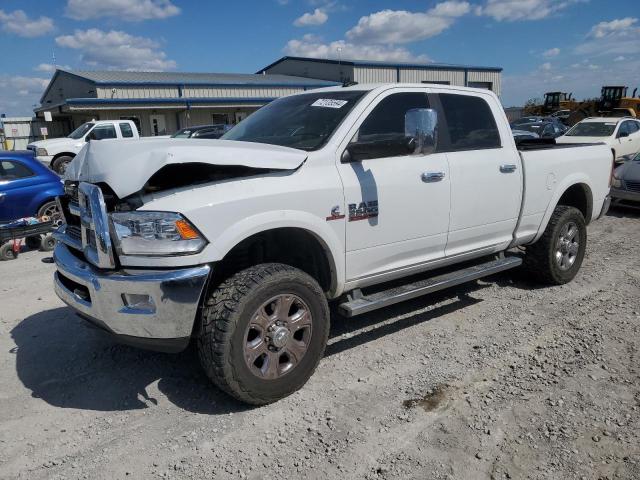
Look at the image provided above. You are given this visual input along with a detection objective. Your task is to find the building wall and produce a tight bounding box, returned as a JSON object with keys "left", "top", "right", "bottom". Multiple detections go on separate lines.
{"left": 182, "top": 86, "right": 303, "bottom": 98}
{"left": 398, "top": 68, "right": 465, "bottom": 85}
{"left": 264, "top": 59, "right": 355, "bottom": 83}
{"left": 467, "top": 70, "right": 501, "bottom": 96}
{"left": 97, "top": 86, "right": 179, "bottom": 99}
{"left": 41, "top": 72, "right": 96, "bottom": 107}
{"left": 353, "top": 67, "right": 397, "bottom": 83}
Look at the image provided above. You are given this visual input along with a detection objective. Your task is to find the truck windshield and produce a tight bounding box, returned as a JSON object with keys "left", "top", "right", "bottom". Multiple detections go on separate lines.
{"left": 565, "top": 122, "right": 616, "bottom": 137}
{"left": 68, "top": 122, "right": 94, "bottom": 139}
{"left": 222, "top": 91, "right": 365, "bottom": 151}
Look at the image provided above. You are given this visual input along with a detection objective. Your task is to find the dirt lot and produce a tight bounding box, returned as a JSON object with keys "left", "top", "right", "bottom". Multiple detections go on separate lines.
{"left": 0, "top": 207, "right": 639, "bottom": 480}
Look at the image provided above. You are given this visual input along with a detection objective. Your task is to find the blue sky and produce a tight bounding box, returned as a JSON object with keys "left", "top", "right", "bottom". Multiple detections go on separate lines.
{"left": 0, "top": 0, "right": 638, "bottom": 115}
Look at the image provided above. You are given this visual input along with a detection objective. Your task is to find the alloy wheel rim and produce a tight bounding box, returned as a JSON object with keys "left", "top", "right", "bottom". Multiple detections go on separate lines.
{"left": 555, "top": 221, "right": 579, "bottom": 271}
{"left": 243, "top": 294, "right": 313, "bottom": 380}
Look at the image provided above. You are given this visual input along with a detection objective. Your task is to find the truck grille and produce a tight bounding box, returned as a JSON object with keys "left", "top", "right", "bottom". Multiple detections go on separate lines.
{"left": 625, "top": 180, "right": 640, "bottom": 193}
{"left": 57, "top": 182, "right": 115, "bottom": 269}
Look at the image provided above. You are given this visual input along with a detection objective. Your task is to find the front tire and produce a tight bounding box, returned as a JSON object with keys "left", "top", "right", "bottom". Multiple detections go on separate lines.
{"left": 524, "top": 205, "right": 587, "bottom": 285}
{"left": 51, "top": 155, "right": 73, "bottom": 175}
{"left": 198, "top": 263, "right": 330, "bottom": 405}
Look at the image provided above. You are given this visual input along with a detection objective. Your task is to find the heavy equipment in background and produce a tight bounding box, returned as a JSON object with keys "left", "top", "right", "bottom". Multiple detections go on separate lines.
{"left": 567, "top": 86, "right": 639, "bottom": 125}
{"left": 524, "top": 91, "right": 578, "bottom": 116}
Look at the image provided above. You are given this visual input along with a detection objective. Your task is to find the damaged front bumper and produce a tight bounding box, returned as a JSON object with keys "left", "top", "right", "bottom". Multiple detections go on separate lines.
{"left": 53, "top": 242, "right": 210, "bottom": 352}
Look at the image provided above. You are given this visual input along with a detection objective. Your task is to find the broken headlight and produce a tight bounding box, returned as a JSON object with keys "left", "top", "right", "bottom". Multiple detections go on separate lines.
{"left": 109, "top": 211, "right": 206, "bottom": 256}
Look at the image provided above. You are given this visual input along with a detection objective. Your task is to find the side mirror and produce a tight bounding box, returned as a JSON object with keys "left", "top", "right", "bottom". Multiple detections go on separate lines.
{"left": 405, "top": 108, "right": 438, "bottom": 154}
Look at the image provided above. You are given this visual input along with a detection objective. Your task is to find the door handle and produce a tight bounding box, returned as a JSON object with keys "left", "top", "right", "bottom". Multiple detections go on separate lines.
{"left": 499, "top": 164, "right": 517, "bottom": 173}
{"left": 421, "top": 171, "right": 445, "bottom": 182}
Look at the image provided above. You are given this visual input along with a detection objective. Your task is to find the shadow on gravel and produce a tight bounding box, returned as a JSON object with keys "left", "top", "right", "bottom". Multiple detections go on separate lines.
{"left": 10, "top": 307, "right": 250, "bottom": 415}
{"left": 326, "top": 282, "right": 486, "bottom": 357}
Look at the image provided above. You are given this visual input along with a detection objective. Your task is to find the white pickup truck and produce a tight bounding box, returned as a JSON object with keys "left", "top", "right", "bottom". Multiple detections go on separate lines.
{"left": 53, "top": 84, "right": 613, "bottom": 405}
{"left": 27, "top": 119, "right": 139, "bottom": 174}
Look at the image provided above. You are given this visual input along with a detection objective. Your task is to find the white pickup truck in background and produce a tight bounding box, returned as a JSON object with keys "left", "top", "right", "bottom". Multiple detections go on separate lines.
{"left": 27, "top": 120, "right": 139, "bottom": 174}
{"left": 53, "top": 84, "right": 613, "bottom": 405}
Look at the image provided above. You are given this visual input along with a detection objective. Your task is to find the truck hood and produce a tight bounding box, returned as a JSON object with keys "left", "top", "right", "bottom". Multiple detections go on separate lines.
{"left": 28, "top": 137, "right": 78, "bottom": 149}
{"left": 65, "top": 138, "right": 308, "bottom": 198}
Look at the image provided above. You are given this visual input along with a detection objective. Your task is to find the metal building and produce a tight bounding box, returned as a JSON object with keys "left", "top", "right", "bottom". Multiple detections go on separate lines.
{"left": 259, "top": 56, "right": 502, "bottom": 96}
{"left": 34, "top": 70, "right": 338, "bottom": 137}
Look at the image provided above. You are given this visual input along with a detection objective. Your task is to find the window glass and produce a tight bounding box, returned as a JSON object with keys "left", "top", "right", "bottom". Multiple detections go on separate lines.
{"left": 566, "top": 122, "right": 616, "bottom": 137}
{"left": 222, "top": 90, "right": 365, "bottom": 151}
{"left": 438, "top": 93, "right": 501, "bottom": 150}
{"left": 0, "top": 160, "right": 34, "bottom": 180}
{"left": 350, "top": 92, "right": 429, "bottom": 160}
{"left": 90, "top": 124, "right": 117, "bottom": 140}
{"left": 618, "top": 122, "right": 631, "bottom": 137}
{"left": 67, "top": 122, "right": 94, "bottom": 139}
{"left": 120, "top": 123, "right": 134, "bottom": 138}
{"left": 625, "top": 121, "right": 639, "bottom": 134}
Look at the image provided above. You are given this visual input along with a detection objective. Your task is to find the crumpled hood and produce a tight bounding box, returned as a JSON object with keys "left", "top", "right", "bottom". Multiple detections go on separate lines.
{"left": 65, "top": 138, "right": 308, "bottom": 198}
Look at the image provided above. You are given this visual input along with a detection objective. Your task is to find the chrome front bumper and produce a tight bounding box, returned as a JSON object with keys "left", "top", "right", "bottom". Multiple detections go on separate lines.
{"left": 610, "top": 188, "right": 640, "bottom": 203}
{"left": 53, "top": 242, "right": 210, "bottom": 352}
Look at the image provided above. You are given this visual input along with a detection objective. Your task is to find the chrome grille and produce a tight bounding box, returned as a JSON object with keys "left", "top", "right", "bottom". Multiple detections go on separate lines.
{"left": 625, "top": 180, "right": 640, "bottom": 193}
{"left": 55, "top": 182, "right": 115, "bottom": 269}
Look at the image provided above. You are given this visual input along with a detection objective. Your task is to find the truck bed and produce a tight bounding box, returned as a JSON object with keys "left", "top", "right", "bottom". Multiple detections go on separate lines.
{"left": 513, "top": 142, "right": 612, "bottom": 245}
{"left": 516, "top": 138, "right": 601, "bottom": 151}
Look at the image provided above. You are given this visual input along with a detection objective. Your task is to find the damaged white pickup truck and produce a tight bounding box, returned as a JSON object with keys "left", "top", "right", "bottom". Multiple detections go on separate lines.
{"left": 53, "top": 84, "right": 613, "bottom": 405}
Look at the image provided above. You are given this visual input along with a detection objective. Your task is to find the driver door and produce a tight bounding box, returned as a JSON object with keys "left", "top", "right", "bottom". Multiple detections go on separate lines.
{"left": 336, "top": 89, "right": 451, "bottom": 284}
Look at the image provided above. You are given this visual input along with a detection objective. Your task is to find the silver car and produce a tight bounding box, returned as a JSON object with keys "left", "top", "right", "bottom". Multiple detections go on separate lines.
{"left": 611, "top": 152, "right": 640, "bottom": 207}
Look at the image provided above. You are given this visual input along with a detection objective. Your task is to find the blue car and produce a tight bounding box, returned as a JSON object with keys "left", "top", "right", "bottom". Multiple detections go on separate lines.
{"left": 0, "top": 151, "right": 63, "bottom": 223}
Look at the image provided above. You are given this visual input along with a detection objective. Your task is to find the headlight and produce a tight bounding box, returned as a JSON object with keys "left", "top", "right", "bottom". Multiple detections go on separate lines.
{"left": 611, "top": 176, "right": 622, "bottom": 188}
{"left": 36, "top": 148, "right": 48, "bottom": 156}
{"left": 109, "top": 211, "right": 206, "bottom": 256}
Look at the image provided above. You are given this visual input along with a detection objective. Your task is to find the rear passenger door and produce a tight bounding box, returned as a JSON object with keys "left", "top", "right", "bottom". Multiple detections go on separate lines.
{"left": 431, "top": 91, "right": 522, "bottom": 256}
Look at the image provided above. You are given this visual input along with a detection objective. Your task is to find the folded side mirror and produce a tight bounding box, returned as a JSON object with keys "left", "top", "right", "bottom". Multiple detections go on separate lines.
{"left": 405, "top": 108, "right": 438, "bottom": 154}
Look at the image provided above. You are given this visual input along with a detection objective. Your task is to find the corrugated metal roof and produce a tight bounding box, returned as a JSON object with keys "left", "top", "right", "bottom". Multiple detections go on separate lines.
{"left": 58, "top": 69, "right": 339, "bottom": 86}
{"left": 260, "top": 56, "right": 503, "bottom": 73}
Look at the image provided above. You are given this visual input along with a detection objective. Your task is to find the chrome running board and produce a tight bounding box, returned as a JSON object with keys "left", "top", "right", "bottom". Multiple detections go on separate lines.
{"left": 338, "top": 256, "right": 522, "bottom": 317}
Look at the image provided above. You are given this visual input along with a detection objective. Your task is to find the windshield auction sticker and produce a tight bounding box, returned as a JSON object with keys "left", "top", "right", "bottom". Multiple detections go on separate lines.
{"left": 311, "top": 99, "right": 348, "bottom": 108}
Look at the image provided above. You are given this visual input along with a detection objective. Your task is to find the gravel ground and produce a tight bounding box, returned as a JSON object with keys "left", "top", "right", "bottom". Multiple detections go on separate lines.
{"left": 0, "top": 207, "right": 639, "bottom": 480}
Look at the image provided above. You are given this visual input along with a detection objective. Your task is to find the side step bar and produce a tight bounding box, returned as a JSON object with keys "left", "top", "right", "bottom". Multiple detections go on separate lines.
{"left": 338, "top": 256, "right": 522, "bottom": 317}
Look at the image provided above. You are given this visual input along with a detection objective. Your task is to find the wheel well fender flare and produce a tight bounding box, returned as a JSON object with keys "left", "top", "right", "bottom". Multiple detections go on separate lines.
{"left": 210, "top": 210, "right": 345, "bottom": 297}
{"left": 52, "top": 152, "right": 76, "bottom": 161}
{"left": 532, "top": 176, "right": 594, "bottom": 244}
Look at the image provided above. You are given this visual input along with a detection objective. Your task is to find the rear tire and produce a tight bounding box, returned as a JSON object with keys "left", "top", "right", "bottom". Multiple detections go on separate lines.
{"left": 197, "top": 263, "right": 330, "bottom": 405}
{"left": 0, "top": 243, "right": 17, "bottom": 261}
{"left": 52, "top": 155, "right": 74, "bottom": 175}
{"left": 40, "top": 234, "right": 56, "bottom": 252}
{"left": 524, "top": 205, "right": 587, "bottom": 285}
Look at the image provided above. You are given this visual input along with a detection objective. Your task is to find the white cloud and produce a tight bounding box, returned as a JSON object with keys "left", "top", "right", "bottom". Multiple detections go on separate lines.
{"left": 65, "top": 0, "right": 180, "bottom": 21}
{"left": 542, "top": 47, "right": 560, "bottom": 58}
{"left": 476, "top": 0, "right": 581, "bottom": 22}
{"left": 34, "top": 63, "right": 72, "bottom": 73}
{"left": 0, "top": 10, "right": 54, "bottom": 37}
{"left": 0, "top": 75, "right": 49, "bottom": 116}
{"left": 614, "top": 55, "right": 626, "bottom": 61}
{"left": 346, "top": 1, "right": 470, "bottom": 44}
{"left": 588, "top": 17, "right": 637, "bottom": 38}
{"left": 284, "top": 37, "right": 430, "bottom": 62}
{"left": 56, "top": 29, "right": 177, "bottom": 71}
{"left": 294, "top": 8, "right": 328, "bottom": 27}
{"left": 576, "top": 17, "right": 640, "bottom": 56}
{"left": 540, "top": 62, "right": 552, "bottom": 71}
